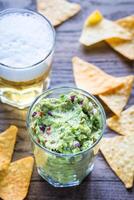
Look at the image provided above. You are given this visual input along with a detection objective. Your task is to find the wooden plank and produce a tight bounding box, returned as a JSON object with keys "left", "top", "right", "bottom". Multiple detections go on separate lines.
{"left": 28, "top": 181, "right": 134, "bottom": 200}
{"left": 0, "top": 0, "right": 134, "bottom": 199}
{"left": 0, "top": 0, "right": 36, "bottom": 10}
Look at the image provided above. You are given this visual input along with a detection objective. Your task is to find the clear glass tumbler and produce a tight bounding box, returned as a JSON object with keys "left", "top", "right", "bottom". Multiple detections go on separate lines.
{"left": 27, "top": 87, "right": 106, "bottom": 187}
{"left": 0, "top": 8, "right": 55, "bottom": 109}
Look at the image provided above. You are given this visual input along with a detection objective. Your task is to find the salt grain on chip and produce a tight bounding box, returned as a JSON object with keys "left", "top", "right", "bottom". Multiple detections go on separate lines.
{"left": 37, "top": 0, "right": 81, "bottom": 26}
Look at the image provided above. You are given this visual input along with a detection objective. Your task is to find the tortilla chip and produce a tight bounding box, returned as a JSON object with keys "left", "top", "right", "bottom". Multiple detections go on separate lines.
{"left": 107, "top": 15, "right": 134, "bottom": 60}
{"left": 0, "top": 126, "right": 18, "bottom": 171}
{"left": 100, "top": 135, "right": 134, "bottom": 188}
{"left": 34, "top": 145, "right": 48, "bottom": 167}
{"left": 72, "top": 57, "right": 124, "bottom": 95}
{"left": 107, "top": 105, "right": 134, "bottom": 136}
{"left": 99, "top": 75, "right": 134, "bottom": 116}
{"left": 93, "top": 143, "right": 101, "bottom": 155}
{"left": 0, "top": 156, "right": 34, "bottom": 200}
{"left": 37, "top": 0, "right": 81, "bottom": 26}
{"left": 80, "top": 11, "right": 131, "bottom": 46}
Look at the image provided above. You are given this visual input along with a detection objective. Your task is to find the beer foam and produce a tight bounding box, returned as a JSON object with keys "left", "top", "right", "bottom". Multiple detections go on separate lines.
{"left": 0, "top": 10, "right": 54, "bottom": 68}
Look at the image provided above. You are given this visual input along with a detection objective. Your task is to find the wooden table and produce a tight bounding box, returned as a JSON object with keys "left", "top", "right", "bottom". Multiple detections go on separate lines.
{"left": 0, "top": 0, "right": 134, "bottom": 199}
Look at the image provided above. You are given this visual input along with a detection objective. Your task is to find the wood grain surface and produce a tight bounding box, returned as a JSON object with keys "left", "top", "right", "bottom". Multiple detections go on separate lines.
{"left": 0, "top": 0, "right": 134, "bottom": 199}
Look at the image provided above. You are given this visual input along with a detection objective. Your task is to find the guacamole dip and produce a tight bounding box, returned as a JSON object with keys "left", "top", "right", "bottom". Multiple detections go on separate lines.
{"left": 30, "top": 92, "right": 102, "bottom": 154}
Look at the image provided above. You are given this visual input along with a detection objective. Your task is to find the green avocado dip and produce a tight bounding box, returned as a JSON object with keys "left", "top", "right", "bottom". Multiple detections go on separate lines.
{"left": 28, "top": 90, "right": 105, "bottom": 187}
{"left": 31, "top": 92, "right": 102, "bottom": 154}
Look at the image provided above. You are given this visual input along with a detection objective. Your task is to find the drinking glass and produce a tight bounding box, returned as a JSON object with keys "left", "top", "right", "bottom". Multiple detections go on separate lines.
{"left": 0, "top": 8, "right": 55, "bottom": 109}
{"left": 27, "top": 87, "right": 106, "bottom": 187}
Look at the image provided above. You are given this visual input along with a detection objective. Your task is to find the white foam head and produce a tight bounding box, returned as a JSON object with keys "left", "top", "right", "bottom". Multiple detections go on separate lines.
{"left": 0, "top": 9, "right": 54, "bottom": 68}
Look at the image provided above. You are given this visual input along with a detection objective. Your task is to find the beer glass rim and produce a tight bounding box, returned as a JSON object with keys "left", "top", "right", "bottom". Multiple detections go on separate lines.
{"left": 0, "top": 8, "right": 56, "bottom": 70}
{"left": 26, "top": 86, "right": 106, "bottom": 157}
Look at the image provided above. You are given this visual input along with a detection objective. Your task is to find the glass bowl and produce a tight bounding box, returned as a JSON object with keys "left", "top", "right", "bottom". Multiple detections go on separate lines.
{"left": 27, "top": 87, "right": 106, "bottom": 187}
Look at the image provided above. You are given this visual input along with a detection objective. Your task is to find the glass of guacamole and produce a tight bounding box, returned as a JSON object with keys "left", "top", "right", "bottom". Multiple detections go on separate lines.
{"left": 27, "top": 87, "right": 106, "bottom": 187}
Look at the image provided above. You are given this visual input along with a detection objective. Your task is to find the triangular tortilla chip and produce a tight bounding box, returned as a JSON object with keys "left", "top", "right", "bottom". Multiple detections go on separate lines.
{"left": 72, "top": 57, "right": 124, "bottom": 95}
{"left": 107, "top": 105, "right": 134, "bottom": 135}
{"left": 100, "top": 135, "right": 134, "bottom": 188}
{"left": 0, "top": 156, "right": 34, "bottom": 200}
{"left": 37, "top": 0, "right": 81, "bottom": 26}
{"left": 99, "top": 75, "right": 134, "bottom": 116}
{"left": 34, "top": 146, "right": 48, "bottom": 167}
{"left": 0, "top": 126, "right": 18, "bottom": 171}
{"left": 107, "top": 15, "right": 134, "bottom": 60}
{"left": 79, "top": 11, "right": 131, "bottom": 46}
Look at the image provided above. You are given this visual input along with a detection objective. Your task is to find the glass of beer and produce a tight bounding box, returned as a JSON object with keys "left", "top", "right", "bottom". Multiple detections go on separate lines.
{"left": 0, "top": 8, "right": 55, "bottom": 109}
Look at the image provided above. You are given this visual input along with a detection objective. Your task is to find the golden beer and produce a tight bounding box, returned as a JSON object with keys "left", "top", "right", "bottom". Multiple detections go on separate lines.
{"left": 0, "top": 9, "right": 55, "bottom": 109}
{"left": 0, "top": 67, "right": 51, "bottom": 108}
